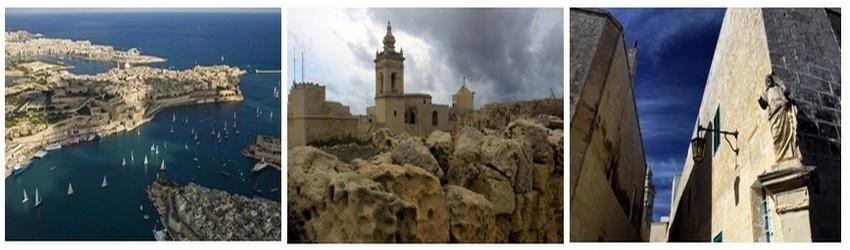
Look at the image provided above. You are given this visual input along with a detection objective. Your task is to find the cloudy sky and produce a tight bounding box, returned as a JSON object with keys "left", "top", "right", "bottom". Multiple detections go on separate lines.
{"left": 606, "top": 8, "right": 726, "bottom": 221}
{"left": 287, "top": 8, "right": 564, "bottom": 115}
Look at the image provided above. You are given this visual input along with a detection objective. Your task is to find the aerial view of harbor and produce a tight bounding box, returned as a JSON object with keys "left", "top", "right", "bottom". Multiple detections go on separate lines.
{"left": 4, "top": 9, "right": 282, "bottom": 240}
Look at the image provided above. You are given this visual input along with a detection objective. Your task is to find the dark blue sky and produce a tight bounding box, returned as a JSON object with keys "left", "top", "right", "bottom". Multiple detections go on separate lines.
{"left": 606, "top": 8, "right": 725, "bottom": 221}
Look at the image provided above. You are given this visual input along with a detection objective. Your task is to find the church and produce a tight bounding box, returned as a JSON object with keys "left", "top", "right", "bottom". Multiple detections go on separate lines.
{"left": 288, "top": 21, "right": 475, "bottom": 146}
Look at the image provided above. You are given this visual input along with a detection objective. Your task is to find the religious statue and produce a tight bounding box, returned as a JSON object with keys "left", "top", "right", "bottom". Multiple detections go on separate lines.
{"left": 758, "top": 73, "right": 801, "bottom": 164}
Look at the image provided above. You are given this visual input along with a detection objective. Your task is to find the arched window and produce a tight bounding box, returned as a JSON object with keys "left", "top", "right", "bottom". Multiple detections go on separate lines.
{"left": 378, "top": 73, "right": 384, "bottom": 94}
{"left": 391, "top": 72, "right": 397, "bottom": 93}
{"left": 432, "top": 111, "right": 438, "bottom": 126}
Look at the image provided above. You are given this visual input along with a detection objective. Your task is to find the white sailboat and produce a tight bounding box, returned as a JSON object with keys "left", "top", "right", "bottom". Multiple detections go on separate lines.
{"left": 102, "top": 175, "right": 108, "bottom": 188}
{"left": 144, "top": 155, "right": 149, "bottom": 165}
{"left": 68, "top": 183, "right": 74, "bottom": 196}
{"left": 224, "top": 121, "right": 227, "bottom": 129}
{"left": 233, "top": 111, "right": 237, "bottom": 119}
{"left": 164, "top": 141, "right": 167, "bottom": 149}
{"left": 131, "top": 150, "right": 135, "bottom": 162}
{"left": 211, "top": 126, "right": 215, "bottom": 135}
{"left": 233, "top": 120, "right": 236, "bottom": 128}
{"left": 34, "top": 188, "right": 42, "bottom": 208}
{"left": 217, "top": 131, "right": 221, "bottom": 139}
{"left": 172, "top": 113, "right": 176, "bottom": 122}
{"left": 137, "top": 129, "right": 141, "bottom": 136}
{"left": 270, "top": 111, "right": 273, "bottom": 120}
{"left": 160, "top": 160, "right": 166, "bottom": 171}
{"left": 185, "top": 142, "right": 188, "bottom": 150}
{"left": 22, "top": 189, "right": 28, "bottom": 203}
{"left": 194, "top": 133, "right": 198, "bottom": 141}
{"left": 170, "top": 125, "right": 174, "bottom": 134}
{"left": 221, "top": 56, "right": 225, "bottom": 62}
{"left": 191, "top": 127, "right": 194, "bottom": 134}
{"left": 122, "top": 158, "right": 126, "bottom": 166}
{"left": 155, "top": 145, "right": 159, "bottom": 155}
{"left": 151, "top": 144, "right": 155, "bottom": 152}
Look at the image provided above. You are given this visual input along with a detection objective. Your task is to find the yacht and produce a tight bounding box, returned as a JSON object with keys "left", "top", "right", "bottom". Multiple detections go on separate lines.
{"left": 67, "top": 183, "right": 74, "bottom": 196}
{"left": 34, "top": 188, "right": 42, "bottom": 208}
{"left": 101, "top": 175, "right": 108, "bottom": 188}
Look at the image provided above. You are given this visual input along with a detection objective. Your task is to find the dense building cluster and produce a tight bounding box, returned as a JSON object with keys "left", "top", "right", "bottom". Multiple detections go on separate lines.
{"left": 147, "top": 178, "right": 281, "bottom": 240}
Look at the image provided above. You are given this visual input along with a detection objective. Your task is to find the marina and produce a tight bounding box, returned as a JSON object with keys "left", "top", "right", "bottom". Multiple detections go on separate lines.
{"left": 5, "top": 10, "right": 281, "bottom": 240}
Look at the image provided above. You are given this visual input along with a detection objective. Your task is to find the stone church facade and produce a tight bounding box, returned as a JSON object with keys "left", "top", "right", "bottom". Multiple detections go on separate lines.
{"left": 288, "top": 21, "right": 475, "bottom": 146}
{"left": 665, "top": 8, "right": 841, "bottom": 242}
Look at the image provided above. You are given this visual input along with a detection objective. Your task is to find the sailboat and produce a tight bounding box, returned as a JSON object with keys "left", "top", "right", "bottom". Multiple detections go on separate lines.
{"left": 34, "top": 188, "right": 42, "bottom": 208}
{"left": 191, "top": 127, "right": 194, "bottom": 134}
{"left": 144, "top": 155, "right": 149, "bottom": 165}
{"left": 172, "top": 113, "right": 176, "bottom": 122}
{"left": 233, "top": 120, "right": 236, "bottom": 128}
{"left": 122, "top": 158, "right": 126, "bottom": 166}
{"left": 217, "top": 131, "right": 221, "bottom": 139}
{"left": 233, "top": 111, "right": 236, "bottom": 119}
{"left": 185, "top": 142, "right": 188, "bottom": 150}
{"left": 221, "top": 56, "right": 225, "bottom": 62}
{"left": 155, "top": 145, "right": 159, "bottom": 155}
{"left": 170, "top": 125, "right": 174, "bottom": 134}
{"left": 185, "top": 117, "right": 188, "bottom": 124}
{"left": 211, "top": 126, "right": 215, "bottom": 136}
{"left": 160, "top": 160, "right": 166, "bottom": 171}
{"left": 138, "top": 129, "right": 141, "bottom": 136}
{"left": 68, "top": 183, "right": 74, "bottom": 196}
{"left": 194, "top": 133, "right": 198, "bottom": 141}
{"left": 224, "top": 121, "right": 227, "bottom": 129}
{"left": 131, "top": 150, "right": 135, "bottom": 162}
{"left": 102, "top": 175, "right": 108, "bottom": 188}
{"left": 22, "top": 189, "right": 28, "bottom": 203}
{"left": 164, "top": 141, "right": 167, "bottom": 149}
{"left": 151, "top": 144, "right": 155, "bottom": 152}
{"left": 270, "top": 111, "right": 273, "bottom": 120}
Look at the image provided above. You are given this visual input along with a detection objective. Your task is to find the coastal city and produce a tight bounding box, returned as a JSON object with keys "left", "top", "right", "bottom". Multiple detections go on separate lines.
{"left": 5, "top": 30, "right": 245, "bottom": 177}
{"left": 5, "top": 11, "right": 282, "bottom": 241}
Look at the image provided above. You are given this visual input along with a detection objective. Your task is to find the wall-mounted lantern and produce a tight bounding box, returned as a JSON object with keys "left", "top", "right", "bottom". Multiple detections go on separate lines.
{"left": 691, "top": 125, "right": 738, "bottom": 163}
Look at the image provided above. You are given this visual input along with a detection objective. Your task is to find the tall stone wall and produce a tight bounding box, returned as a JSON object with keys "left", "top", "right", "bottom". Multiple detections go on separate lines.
{"left": 762, "top": 8, "right": 841, "bottom": 241}
{"left": 667, "top": 8, "right": 840, "bottom": 242}
{"left": 569, "top": 8, "right": 648, "bottom": 241}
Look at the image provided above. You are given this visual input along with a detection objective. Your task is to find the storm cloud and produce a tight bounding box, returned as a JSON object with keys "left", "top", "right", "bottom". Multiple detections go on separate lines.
{"left": 287, "top": 8, "right": 563, "bottom": 115}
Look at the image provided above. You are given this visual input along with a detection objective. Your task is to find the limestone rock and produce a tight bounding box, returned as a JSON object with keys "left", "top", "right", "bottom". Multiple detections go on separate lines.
{"left": 358, "top": 163, "right": 449, "bottom": 243}
{"left": 426, "top": 130, "right": 453, "bottom": 174}
{"left": 445, "top": 185, "right": 497, "bottom": 243}
{"left": 447, "top": 127, "right": 484, "bottom": 186}
{"left": 533, "top": 115, "right": 564, "bottom": 130}
{"left": 390, "top": 138, "right": 444, "bottom": 179}
{"left": 480, "top": 135, "right": 533, "bottom": 193}
{"left": 504, "top": 119, "right": 551, "bottom": 164}
{"left": 309, "top": 173, "right": 420, "bottom": 243}
{"left": 548, "top": 129, "right": 564, "bottom": 173}
{"left": 469, "top": 164, "right": 516, "bottom": 215}
{"left": 287, "top": 146, "right": 352, "bottom": 242}
{"left": 510, "top": 191, "right": 540, "bottom": 243}
{"left": 371, "top": 128, "right": 395, "bottom": 151}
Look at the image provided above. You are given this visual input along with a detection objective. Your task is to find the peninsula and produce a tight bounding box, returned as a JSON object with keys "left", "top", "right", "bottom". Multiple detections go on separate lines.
{"left": 4, "top": 30, "right": 244, "bottom": 178}
{"left": 146, "top": 177, "right": 281, "bottom": 240}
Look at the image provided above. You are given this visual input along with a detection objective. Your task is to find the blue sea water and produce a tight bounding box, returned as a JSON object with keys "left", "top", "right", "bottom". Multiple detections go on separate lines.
{"left": 5, "top": 11, "right": 282, "bottom": 240}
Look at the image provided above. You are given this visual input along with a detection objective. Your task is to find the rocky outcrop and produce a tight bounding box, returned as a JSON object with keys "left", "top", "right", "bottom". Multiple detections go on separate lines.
{"left": 390, "top": 138, "right": 444, "bottom": 179}
{"left": 426, "top": 130, "right": 453, "bottom": 175}
{"left": 289, "top": 118, "right": 564, "bottom": 243}
{"left": 445, "top": 185, "right": 497, "bottom": 242}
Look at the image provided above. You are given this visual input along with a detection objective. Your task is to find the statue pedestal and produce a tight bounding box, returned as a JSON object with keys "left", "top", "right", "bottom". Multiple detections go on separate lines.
{"left": 757, "top": 162, "right": 816, "bottom": 242}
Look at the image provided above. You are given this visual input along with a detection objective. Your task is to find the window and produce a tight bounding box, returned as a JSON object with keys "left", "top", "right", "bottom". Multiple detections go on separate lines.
{"left": 432, "top": 111, "right": 438, "bottom": 126}
{"left": 393, "top": 110, "right": 397, "bottom": 117}
{"left": 713, "top": 232, "right": 722, "bottom": 242}
{"left": 391, "top": 72, "right": 397, "bottom": 92}
{"left": 379, "top": 73, "right": 384, "bottom": 94}
{"left": 763, "top": 189, "right": 774, "bottom": 242}
{"left": 714, "top": 106, "right": 720, "bottom": 156}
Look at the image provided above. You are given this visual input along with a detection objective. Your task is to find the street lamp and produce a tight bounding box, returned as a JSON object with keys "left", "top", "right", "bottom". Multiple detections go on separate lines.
{"left": 691, "top": 125, "right": 738, "bottom": 163}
